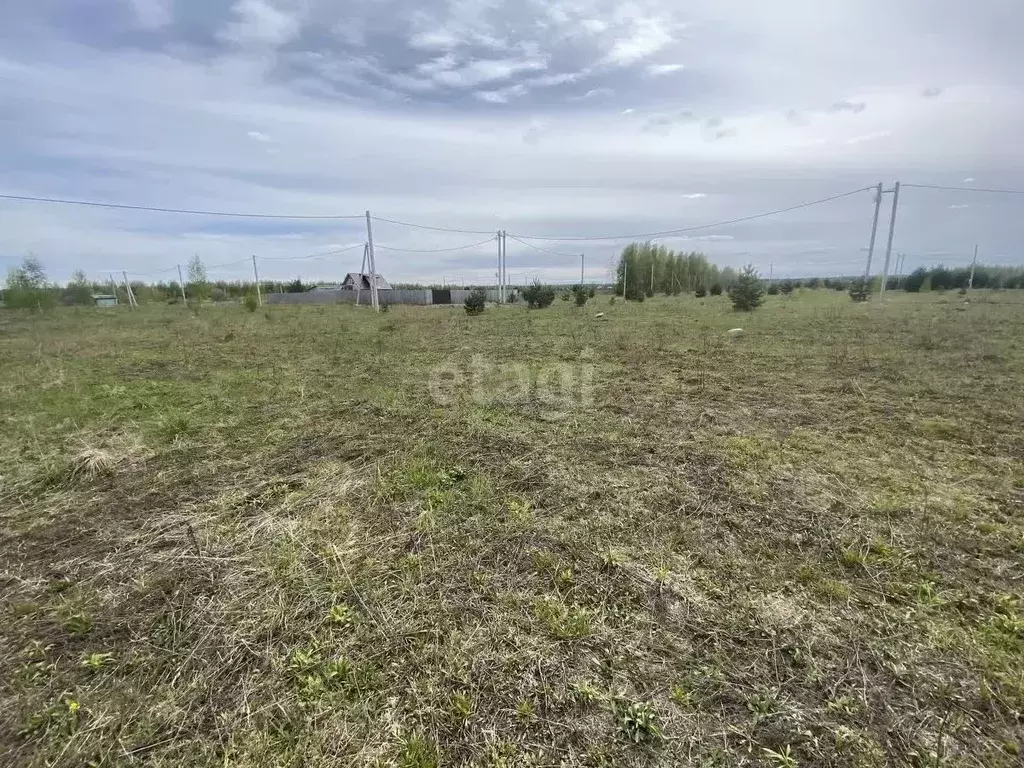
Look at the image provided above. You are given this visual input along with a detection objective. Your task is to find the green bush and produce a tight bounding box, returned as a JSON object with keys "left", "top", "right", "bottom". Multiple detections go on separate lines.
{"left": 729, "top": 265, "right": 764, "bottom": 312}
{"left": 242, "top": 294, "right": 259, "bottom": 312}
{"left": 571, "top": 285, "right": 589, "bottom": 306}
{"left": 695, "top": 286, "right": 707, "bottom": 298}
{"left": 767, "top": 283, "right": 780, "bottom": 295}
{"left": 4, "top": 255, "right": 57, "bottom": 310}
{"left": 848, "top": 278, "right": 871, "bottom": 302}
{"left": 709, "top": 284, "right": 723, "bottom": 296}
{"left": 521, "top": 280, "right": 555, "bottom": 309}
{"left": 779, "top": 280, "right": 795, "bottom": 295}
{"left": 463, "top": 288, "right": 486, "bottom": 315}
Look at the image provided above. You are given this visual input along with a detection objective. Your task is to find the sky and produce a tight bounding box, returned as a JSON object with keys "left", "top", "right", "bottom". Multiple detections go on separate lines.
{"left": 1, "top": 0, "right": 1022, "bottom": 285}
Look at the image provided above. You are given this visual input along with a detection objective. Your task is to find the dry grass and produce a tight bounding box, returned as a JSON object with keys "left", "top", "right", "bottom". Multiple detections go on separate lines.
{"left": 1, "top": 290, "right": 1023, "bottom": 767}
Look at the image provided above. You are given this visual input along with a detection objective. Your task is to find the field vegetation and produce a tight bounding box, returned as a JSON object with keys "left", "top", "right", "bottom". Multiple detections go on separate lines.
{"left": 1, "top": 289, "right": 1023, "bottom": 767}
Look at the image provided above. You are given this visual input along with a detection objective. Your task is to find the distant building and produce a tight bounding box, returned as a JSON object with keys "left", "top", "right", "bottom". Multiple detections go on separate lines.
{"left": 91, "top": 294, "right": 118, "bottom": 307}
{"left": 341, "top": 273, "right": 392, "bottom": 291}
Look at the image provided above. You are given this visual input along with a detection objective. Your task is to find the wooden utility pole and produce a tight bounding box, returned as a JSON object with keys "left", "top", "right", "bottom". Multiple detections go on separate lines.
{"left": 968, "top": 244, "right": 978, "bottom": 289}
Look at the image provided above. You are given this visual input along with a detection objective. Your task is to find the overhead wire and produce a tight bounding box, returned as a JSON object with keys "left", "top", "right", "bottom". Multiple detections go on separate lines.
{"left": 0, "top": 192, "right": 364, "bottom": 220}
{"left": 507, "top": 187, "right": 877, "bottom": 241}
{"left": 505, "top": 235, "right": 581, "bottom": 258}
{"left": 374, "top": 236, "right": 496, "bottom": 253}
{"left": 902, "top": 183, "right": 1024, "bottom": 195}
{"left": 370, "top": 215, "right": 495, "bottom": 236}
{"left": 260, "top": 243, "right": 366, "bottom": 260}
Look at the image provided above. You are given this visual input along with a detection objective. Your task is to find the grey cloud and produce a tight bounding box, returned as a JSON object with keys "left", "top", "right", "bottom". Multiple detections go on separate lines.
{"left": 828, "top": 100, "right": 867, "bottom": 114}
{"left": 921, "top": 86, "right": 943, "bottom": 98}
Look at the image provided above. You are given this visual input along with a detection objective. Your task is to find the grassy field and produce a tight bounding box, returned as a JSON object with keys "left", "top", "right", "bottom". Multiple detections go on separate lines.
{"left": 1, "top": 290, "right": 1023, "bottom": 767}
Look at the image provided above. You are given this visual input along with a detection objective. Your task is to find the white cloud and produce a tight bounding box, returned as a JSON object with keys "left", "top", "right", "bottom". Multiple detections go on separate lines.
{"left": 845, "top": 130, "right": 891, "bottom": 145}
{"left": 125, "top": 0, "right": 172, "bottom": 29}
{"left": 620, "top": 108, "right": 635, "bottom": 115}
{"left": 221, "top": 0, "right": 301, "bottom": 48}
{"left": 475, "top": 84, "right": 528, "bottom": 103}
{"left": 948, "top": 204, "right": 971, "bottom": 209}
{"left": 247, "top": 130, "right": 271, "bottom": 142}
{"left": 646, "top": 63, "right": 684, "bottom": 76}
{"left": 432, "top": 57, "right": 547, "bottom": 88}
{"left": 962, "top": 177, "right": 975, "bottom": 182}
{"left": 605, "top": 18, "right": 674, "bottom": 66}
{"left": 682, "top": 193, "right": 706, "bottom": 199}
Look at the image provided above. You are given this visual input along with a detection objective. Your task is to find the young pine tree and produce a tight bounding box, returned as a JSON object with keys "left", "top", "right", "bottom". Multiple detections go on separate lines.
{"left": 729, "top": 265, "right": 764, "bottom": 311}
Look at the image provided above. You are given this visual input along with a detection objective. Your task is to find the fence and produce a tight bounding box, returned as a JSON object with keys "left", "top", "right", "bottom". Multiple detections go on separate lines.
{"left": 266, "top": 288, "right": 509, "bottom": 306}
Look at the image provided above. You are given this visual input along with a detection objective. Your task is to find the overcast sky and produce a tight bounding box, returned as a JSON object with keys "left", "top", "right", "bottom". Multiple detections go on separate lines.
{"left": 1, "top": 1, "right": 1022, "bottom": 284}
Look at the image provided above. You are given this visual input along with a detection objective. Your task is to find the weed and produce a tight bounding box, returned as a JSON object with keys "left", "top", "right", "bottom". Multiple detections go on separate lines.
{"left": 80, "top": 651, "right": 114, "bottom": 671}
{"left": 400, "top": 734, "right": 439, "bottom": 768}
{"left": 618, "top": 701, "right": 661, "bottom": 743}
{"left": 763, "top": 745, "right": 798, "bottom": 768}
{"left": 62, "top": 612, "right": 93, "bottom": 636}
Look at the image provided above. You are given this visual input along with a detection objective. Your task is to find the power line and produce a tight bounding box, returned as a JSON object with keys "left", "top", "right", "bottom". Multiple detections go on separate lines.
{"left": 505, "top": 235, "right": 581, "bottom": 258}
{"left": 375, "top": 237, "right": 496, "bottom": 253}
{"left": 260, "top": 243, "right": 365, "bottom": 260}
{"left": 206, "top": 258, "right": 251, "bottom": 270}
{"left": 370, "top": 216, "right": 495, "bottom": 235}
{"left": 902, "top": 183, "right": 1024, "bottom": 195}
{"left": 508, "top": 187, "right": 876, "bottom": 241}
{"left": 0, "top": 192, "right": 364, "bottom": 220}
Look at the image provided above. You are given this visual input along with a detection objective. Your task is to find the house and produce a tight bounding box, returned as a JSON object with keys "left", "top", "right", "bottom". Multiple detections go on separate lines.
{"left": 341, "top": 273, "right": 392, "bottom": 291}
{"left": 91, "top": 294, "right": 118, "bottom": 307}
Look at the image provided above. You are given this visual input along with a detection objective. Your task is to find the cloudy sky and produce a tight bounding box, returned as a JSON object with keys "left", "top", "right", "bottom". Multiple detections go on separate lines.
{"left": 1, "top": 0, "right": 1022, "bottom": 284}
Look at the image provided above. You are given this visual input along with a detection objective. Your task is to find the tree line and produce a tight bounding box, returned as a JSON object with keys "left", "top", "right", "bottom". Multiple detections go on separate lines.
{"left": 614, "top": 242, "right": 737, "bottom": 300}
{"left": 0, "top": 255, "right": 314, "bottom": 308}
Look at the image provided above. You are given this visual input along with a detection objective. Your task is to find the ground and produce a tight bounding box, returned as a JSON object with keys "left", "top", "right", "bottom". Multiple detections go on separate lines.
{"left": 1, "top": 290, "right": 1022, "bottom": 767}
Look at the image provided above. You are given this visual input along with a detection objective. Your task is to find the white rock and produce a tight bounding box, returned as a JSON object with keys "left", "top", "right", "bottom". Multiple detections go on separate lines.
{"left": 595, "top": 312, "right": 606, "bottom": 318}
{"left": 727, "top": 328, "right": 744, "bottom": 336}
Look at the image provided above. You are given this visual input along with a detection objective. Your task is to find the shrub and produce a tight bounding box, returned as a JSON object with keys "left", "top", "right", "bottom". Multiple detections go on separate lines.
{"left": 779, "top": 280, "right": 795, "bottom": 295}
{"left": 729, "top": 265, "right": 764, "bottom": 311}
{"left": 560, "top": 290, "right": 571, "bottom": 301}
{"left": 521, "top": 280, "right": 555, "bottom": 309}
{"left": 767, "top": 283, "right": 780, "bottom": 295}
{"left": 463, "top": 288, "right": 486, "bottom": 315}
{"left": 242, "top": 293, "right": 259, "bottom": 312}
{"left": 848, "top": 278, "right": 871, "bottom": 302}
{"left": 571, "top": 285, "right": 589, "bottom": 306}
{"left": 709, "top": 283, "right": 723, "bottom": 296}
{"left": 695, "top": 286, "right": 707, "bottom": 298}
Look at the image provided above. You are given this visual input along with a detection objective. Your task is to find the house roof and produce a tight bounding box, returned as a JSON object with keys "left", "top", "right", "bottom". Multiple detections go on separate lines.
{"left": 342, "top": 272, "right": 392, "bottom": 290}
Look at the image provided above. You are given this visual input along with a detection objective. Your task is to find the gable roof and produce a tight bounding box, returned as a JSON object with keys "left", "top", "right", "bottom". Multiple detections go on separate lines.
{"left": 342, "top": 272, "right": 391, "bottom": 290}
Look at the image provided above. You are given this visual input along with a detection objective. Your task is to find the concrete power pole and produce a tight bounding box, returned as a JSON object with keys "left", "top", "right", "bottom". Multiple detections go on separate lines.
{"left": 252, "top": 255, "right": 262, "bottom": 307}
{"left": 580, "top": 253, "right": 585, "bottom": 286}
{"left": 356, "top": 243, "right": 367, "bottom": 306}
{"left": 863, "top": 182, "right": 884, "bottom": 279}
{"left": 176, "top": 264, "right": 187, "bottom": 304}
{"left": 968, "top": 244, "right": 978, "bottom": 289}
{"left": 109, "top": 273, "right": 119, "bottom": 305}
{"left": 122, "top": 271, "right": 137, "bottom": 308}
{"left": 364, "top": 211, "right": 379, "bottom": 311}
{"left": 880, "top": 181, "right": 901, "bottom": 297}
